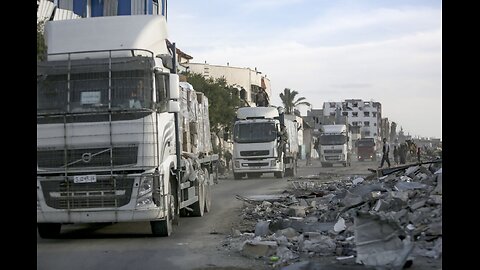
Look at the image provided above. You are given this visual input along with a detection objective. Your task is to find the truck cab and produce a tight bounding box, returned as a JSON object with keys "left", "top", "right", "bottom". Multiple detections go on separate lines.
{"left": 356, "top": 137, "right": 376, "bottom": 161}
{"left": 232, "top": 107, "right": 298, "bottom": 179}
{"left": 318, "top": 124, "right": 352, "bottom": 167}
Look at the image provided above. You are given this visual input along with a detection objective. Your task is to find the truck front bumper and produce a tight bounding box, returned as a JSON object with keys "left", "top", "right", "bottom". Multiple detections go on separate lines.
{"left": 37, "top": 207, "right": 164, "bottom": 223}
{"left": 232, "top": 157, "right": 281, "bottom": 174}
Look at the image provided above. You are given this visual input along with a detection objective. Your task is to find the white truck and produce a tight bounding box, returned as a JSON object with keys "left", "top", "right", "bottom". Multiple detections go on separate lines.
{"left": 232, "top": 107, "right": 299, "bottom": 179}
{"left": 318, "top": 124, "right": 352, "bottom": 167}
{"left": 36, "top": 15, "right": 218, "bottom": 238}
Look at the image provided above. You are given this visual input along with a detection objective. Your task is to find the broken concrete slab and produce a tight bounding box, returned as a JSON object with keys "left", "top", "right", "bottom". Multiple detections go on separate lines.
{"left": 352, "top": 177, "right": 364, "bottom": 185}
{"left": 301, "top": 235, "right": 337, "bottom": 255}
{"left": 275, "top": 227, "right": 300, "bottom": 240}
{"left": 255, "top": 220, "right": 270, "bottom": 237}
{"left": 354, "top": 212, "right": 413, "bottom": 269}
{"left": 270, "top": 219, "right": 335, "bottom": 233}
{"left": 334, "top": 217, "right": 346, "bottom": 232}
{"left": 288, "top": 206, "right": 307, "bottom": 217}
{"left": 394, "top": 181, "right": 427, "bottom": 191}
{"left": 432, "top": 174, "right": 442, "bottom": 195}
{"left": 241, "top": 239, "right": 278, "bottom": 258}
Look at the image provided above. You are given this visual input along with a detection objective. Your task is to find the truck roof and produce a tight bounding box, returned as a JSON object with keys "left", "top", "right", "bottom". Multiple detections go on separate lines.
{"left": 45, "top": 15, "right": 169, "bottom": 61}
{"left": 321, "top": 124, "right": 346, "bottom": 134}
{"left": 236, "top": 107, "right": 279, "bottom": 120}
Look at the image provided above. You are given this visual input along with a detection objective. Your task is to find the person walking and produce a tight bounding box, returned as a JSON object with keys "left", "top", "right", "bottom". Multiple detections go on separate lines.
{"left": 417, "top": 147, "right": 421, "bottom": 163}
{"left": 379, "top": 138, "right": 391, "bottom": 168}
{"left": 393, "top": 145, "right": 399, "bottom": 165}
{"left": 399, "top": 143, "right": 407, "bottom": 164}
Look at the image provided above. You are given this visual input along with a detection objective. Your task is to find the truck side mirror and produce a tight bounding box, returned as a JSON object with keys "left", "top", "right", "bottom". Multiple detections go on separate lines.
{"left": 169, "top": 73, "right": 179, "bottom": 100}
{"left": 168, "top": 100, "right": 180, "bottom": 113}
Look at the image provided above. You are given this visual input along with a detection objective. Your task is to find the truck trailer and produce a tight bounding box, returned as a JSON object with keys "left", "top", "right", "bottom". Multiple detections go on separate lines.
{"left": 232, "top": 106, "right": 299, "bottom": 179}
{"left": 36, "top": 15, "right": 218, "bottom": 238}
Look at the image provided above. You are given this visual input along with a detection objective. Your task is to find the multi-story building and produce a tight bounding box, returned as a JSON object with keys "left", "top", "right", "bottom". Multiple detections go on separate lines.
{"left": 322, "top": 99, "right": 382, "bottom": 146}
{"left": 184, "top": 63, "right": 271, "bottom": 106}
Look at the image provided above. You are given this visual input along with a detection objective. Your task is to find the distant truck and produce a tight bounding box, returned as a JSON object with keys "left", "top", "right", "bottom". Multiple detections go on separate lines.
{"left": 356, "top": 137, "right": 376, "bottom": 161}
{"left": 317, "top": 124, "right": 352, "bottom": 167}
{"left": 232, "top": 107, "right": 299, "bottom": 179}
{"left": 36, "top": 15, "right": 218, "bottom": 238}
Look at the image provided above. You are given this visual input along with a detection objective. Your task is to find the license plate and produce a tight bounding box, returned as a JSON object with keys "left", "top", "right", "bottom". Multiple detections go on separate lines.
{"left": 74, "top": 175, "right": 97, "bottom": 183}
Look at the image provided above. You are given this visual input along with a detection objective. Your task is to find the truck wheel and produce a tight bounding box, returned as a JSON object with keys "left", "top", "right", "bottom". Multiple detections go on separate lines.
{"left": 191, "top": 181, "right": 205, "bottom": 217}
{"left": 204, "top": 184, "right": 212, "bottom": 213}
{"left": 37, "top": 223, "right": 61, "bottom": 238}
{"left": 274, "top": 166, "right": 285, "bottom": 178}
{"left": 151, "top": 182, "right": 175, "bottom": 236}
{"left": 234, "top": 173, "right": 243, "bottom": 180}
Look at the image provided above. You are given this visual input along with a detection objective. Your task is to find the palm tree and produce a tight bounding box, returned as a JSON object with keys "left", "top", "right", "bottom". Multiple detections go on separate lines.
{"left": 279, "top": 88, "right": 311, "bottom": 114}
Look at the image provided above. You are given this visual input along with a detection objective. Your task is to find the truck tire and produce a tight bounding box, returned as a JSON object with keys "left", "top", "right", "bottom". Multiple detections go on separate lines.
{"left": 204, "top": 184, "right": 212, "bottom": 213}
{"left": 274, "top": 166, "right": 285, "bottom": 178}
{"left": 151, "top": 181, "right": 175, "bottom": 236}
{"left": 204, "top": 167, "right": 211, "bottom": 213}
{"left": 234, "top": 173, "right": 243, "bottom": 180}
{"left": 37, "top": 223, "right": 61, "bottom": 238}
{"left": 191, "top": 181, "right": 205, "bottom": 217}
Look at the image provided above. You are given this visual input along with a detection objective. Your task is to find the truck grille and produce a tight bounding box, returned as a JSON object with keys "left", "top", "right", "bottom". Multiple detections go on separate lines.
{"left": 324, "top": 149, "right": 342, "bottom": 154}
{"left": 243, "top": 162, "right": 269, "bottom": 167}
{"left": 41, "top": 176, "right": 134, "bottom": 209}
{"left": 37, "top": 146, "right": 138, "bottom": 169}
{"left": 325, "top": 156, "right": 341, "bottom": 161}
{"left": 240, "top": 150, "right": 269, "bottom": 156}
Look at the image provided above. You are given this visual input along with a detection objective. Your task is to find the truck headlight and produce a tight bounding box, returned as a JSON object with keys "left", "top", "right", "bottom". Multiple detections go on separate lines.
{"left": 270, "top": 160, "right": 276, "bottom": 167}
{"left": 37, "top": 192, "right": 41, "bottom": 210}
{"left": 138, "top": 175, "right": 153, "bottom": 197}
{"left": 234, "top": 160, "right": 240, "bottom": 168}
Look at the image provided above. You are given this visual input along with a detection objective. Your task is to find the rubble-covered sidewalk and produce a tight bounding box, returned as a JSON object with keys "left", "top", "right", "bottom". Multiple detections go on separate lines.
{"left": 223, "top": 161, "right": 442, "bottom": 269}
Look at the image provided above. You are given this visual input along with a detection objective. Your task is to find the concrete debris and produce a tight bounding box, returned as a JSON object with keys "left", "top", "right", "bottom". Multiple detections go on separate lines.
{"left": 241, "top": 239, "right": 278, "bottom": 258}
{"left": 255, "top": 220, "right": 271, "bottom": 237}
{"left": 226, "top": 161, "right": 442, "bottom": 269}
{"left": 355, "top": 212, "right": 413, "bottom": 269}
{"left": 333, "top": 217, "right": 346, "bottom": 232}
{"left": 352, "top": 177, "right": 364, "bottom": 185}
{"left": 394, "top": 181, "right": 427, "bottom": 191}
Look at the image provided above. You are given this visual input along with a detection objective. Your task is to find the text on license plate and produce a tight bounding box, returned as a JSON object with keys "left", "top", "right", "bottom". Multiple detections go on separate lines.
{"left": 74, "top": 175, "right": 97, "bottom": 183}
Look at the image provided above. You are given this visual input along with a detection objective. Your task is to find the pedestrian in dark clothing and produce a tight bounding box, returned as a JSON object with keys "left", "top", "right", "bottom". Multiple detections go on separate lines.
{"left": 393, "top": 145, "right": 399, "bottom": 165}
{"left": 379, "top": 138, "right": 391, "bottom": 168}
{"left": 417, "top": 147, "right": 421, "bottom": 163}
{"left": 400, "top": 143, "right": 407, "bottom": 164}
{"left": 255, "top": 88, "right": 269, "bottom": 107}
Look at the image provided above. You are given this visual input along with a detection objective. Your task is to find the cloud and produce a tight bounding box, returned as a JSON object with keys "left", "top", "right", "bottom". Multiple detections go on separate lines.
{"left": 169, "top": 3, "right": 441, "bottom": 138}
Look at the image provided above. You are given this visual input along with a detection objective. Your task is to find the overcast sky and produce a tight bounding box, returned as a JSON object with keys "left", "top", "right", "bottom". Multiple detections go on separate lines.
{"left": 167, "top": 0, "right": 442, "bottom": 139}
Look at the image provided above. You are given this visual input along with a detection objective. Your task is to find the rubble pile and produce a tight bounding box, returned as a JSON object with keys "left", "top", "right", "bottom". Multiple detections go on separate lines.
{"left": 225, "top": 162, "right": 442, "bottom": 269}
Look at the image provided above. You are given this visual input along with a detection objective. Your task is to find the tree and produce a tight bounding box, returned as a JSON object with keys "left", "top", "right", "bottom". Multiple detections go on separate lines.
{"left": 37, "top": 20, "right": 47, "bottom": 61}
{"left": 279, "top": 88, "right": 310, "bottom": 114}
{"left": 183, "top": 72, "right": 243, "bottom": 135}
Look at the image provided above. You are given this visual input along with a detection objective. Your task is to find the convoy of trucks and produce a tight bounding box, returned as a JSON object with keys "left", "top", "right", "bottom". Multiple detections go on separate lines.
{"left": 317, "top": 124, "right": 352, "bottom": 167}
{"left": 232, "top": 106, "right": 299, "bottom": 179}
{"left": 37, "top": 15, "right": 218, "bottom": 238}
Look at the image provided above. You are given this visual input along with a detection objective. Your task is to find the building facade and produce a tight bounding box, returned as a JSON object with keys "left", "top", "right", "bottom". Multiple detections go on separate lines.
{"left": 322, "top": 99, "right": 382, "bottom": 146}
{"left": 185, "top": 63, "right": 272, "bottom": 106}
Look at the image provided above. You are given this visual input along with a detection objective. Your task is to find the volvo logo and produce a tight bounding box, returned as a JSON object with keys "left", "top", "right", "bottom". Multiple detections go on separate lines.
{"left": 81, "top": 152, "right": 92, "bottom": 163}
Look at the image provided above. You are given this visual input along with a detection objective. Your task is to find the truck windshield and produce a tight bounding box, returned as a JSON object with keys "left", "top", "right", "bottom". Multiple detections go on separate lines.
{"left": 357, "top": 139, "right": 375, "bottom": 147}
{"left": 233, "top": 122, "right": 277, "bottom": 143}
{"left": 37, "top": 56, "right": 154, "bottom": 114}
{"left": 319, "top": 134, "right": 347, "bottom": 145}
